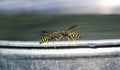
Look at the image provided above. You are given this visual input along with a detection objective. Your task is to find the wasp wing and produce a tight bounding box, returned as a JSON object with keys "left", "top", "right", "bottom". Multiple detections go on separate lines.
{"left": 65, "top": 24, "right": 77, "bottom": 33}
{"left": 41, "top": 30, "right": 53, "bottom": 37}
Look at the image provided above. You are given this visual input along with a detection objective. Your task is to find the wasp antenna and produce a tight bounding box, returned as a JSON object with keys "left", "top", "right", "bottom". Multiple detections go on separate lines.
{"left": 41, "top": 33, "right": 43, "bottom": 35}
{"left": 41, "top": 31, "right": 47, "bottom": 33}
{"left": 72, "top": 24, "right": 77, "bottom": 27}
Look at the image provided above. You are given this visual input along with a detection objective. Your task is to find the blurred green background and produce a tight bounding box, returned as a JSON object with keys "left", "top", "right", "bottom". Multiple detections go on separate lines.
{"left": 0, "top": 14, "right": 120, "bottom": 41}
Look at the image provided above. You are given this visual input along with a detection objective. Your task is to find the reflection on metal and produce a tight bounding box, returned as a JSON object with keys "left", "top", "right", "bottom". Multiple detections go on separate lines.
{"left": 0, "top": 39, "right": 120, "bottom": 48}
{"left": 1, "top": 47, "right": 120, "bottom": 60}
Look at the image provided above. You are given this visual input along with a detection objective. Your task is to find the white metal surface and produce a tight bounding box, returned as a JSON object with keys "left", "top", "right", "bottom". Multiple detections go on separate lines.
{"left": 0, "top": 39, "right": 120, "bottom": 59}
{"left": 0, "top": 39, "right": 120, "bottom": 47}
{"left": 0, "top": 39, "right": 120, "bottom": 70}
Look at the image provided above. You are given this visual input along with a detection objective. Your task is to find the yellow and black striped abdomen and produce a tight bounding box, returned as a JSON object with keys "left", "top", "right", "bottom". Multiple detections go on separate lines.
{"left": 39, "top": 37, "right": 49, "bottom": 44}
{"left": 68, "top": 32, "right": 82, "bottom": 40}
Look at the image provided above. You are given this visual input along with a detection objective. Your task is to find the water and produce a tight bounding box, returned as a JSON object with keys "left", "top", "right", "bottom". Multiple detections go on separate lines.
{"left": 0, "top": 14, "right": 120, "bottom": 41}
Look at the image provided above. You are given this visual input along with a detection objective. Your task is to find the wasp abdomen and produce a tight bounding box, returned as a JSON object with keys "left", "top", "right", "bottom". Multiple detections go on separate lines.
{"left": 69, "top": 32, "right": 82, "bottom": 40}
{"left": 39, "top": 37, "right": 48, "bottom": 44}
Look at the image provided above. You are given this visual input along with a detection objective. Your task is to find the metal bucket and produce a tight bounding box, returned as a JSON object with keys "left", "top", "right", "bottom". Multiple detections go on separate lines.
{"left": 0, "top": 39, "right": 120, "bottom": 70}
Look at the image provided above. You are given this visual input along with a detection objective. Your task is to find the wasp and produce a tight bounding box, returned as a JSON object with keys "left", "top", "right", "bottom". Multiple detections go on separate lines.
{"left": 39, "top": 31, "right": 60, "bottom": 48}
{"left": 55, "top": 24, "right": 82, "bottom": 41}
{"left": 39, "top": 24, "right": 82, "bottom": 48}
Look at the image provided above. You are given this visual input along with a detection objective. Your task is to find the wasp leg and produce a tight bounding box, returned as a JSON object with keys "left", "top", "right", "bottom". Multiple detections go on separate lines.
{"left": 45, "top": 39, "right": 48, "bottom": 48}
{"left": 58, "top": 35, "right": 64, "bottom": 41}
{"left": 55, "top": 38, "right": 60, "bottom": 43}
{"left": 67, "top": 36, "right": 71, "bottom": 41}
{"left": 67, "top": 36, "right": 74, "bottom": 47}
{"left": 62, "top": 36, "right": 64, "bottom": 41}
{"left": 53, "top": 40, "right": 56, "bottom": 49}
{"left": 59, "top": 35, "right": 64, "bottom": 41}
